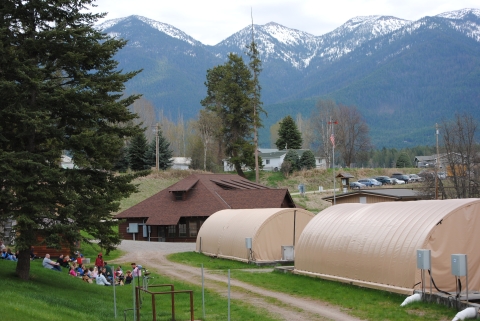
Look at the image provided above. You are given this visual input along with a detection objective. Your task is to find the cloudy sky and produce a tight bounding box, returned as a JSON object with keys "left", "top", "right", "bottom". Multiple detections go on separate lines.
{"left": 90, "top": 0, "right": 478, "bottom": 45}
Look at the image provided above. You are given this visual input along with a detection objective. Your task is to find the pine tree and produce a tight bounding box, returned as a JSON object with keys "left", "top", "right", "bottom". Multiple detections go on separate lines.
{"left": 201, "top": 53, "right": 256, "bottom": 177}
{"left": 113, "top": 146, "right": 130, "bottom": 173}
{"left": 283, "top": 150, "right": 300, "bottom": 173}
{"left": 276, "top": 116, "right": 303, "bottom": 150}
{"left": 0, "top": 0, "right": 142, "bottom": 280}
{"left": 299, "top": 150, "right": 316, "bottom": 170}
{"left": 128, "top": 133, "right": 149, "bottom": 171}
{"left": 396, "top": 152, "right": 413, "bottom": 168}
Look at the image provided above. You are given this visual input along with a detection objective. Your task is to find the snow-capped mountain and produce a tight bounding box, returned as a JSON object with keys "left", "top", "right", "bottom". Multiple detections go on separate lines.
{"left": 214, "top": 22, "right": 320, "bottom": 69}
{"left": 96, "top": 9, "right": 480, "bottom": 148}
{"left": 97, "top": 15, "right": 203, "bottom": 47}
{"left": 436, "top": 8, "right": 480, "bottom": 42}
{"left": 315, "top": 16, "right": 411, "bottom": 62}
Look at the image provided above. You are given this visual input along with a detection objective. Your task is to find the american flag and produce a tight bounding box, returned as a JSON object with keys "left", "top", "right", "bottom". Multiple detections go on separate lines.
{"left": 330, "top": 134, "right": 335, "bottom": 147}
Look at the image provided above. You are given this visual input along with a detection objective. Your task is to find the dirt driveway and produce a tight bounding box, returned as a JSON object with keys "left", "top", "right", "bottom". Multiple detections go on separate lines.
{"left": 113, "top": 240, "right": 362, "bottom": 321}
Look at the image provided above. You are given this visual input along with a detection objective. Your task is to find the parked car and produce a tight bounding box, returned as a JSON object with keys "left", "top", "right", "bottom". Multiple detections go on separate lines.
{"left": 418, "top": 170, "right": 447, "bottom": 180}
{"left": 409, "top": 174, "right": 424, "bottom": 182}
{"left": 369, "top": 178, "right": 383, "bottom": 186}
{"left": 375, "top": 176, "right": 393, "bottom": 185}
{"left": 390, "top": 178, "right": 405, "bottom": 185}
{"left": 391, "top": 173, "right": 411, "bottom": 183}
{"left": 358, "top": 179, "right": 382, "bottom": 187}
{"left": 350, "top": 181, "right": 366, "bottom": 189}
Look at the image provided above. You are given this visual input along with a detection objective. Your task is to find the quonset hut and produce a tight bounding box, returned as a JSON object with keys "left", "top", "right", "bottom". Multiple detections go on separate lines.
{"left": 295, "top": 199, "right": 480, "bottom": 295}
{"left": 196, "top": 208, "right": 314, "bottom": 263}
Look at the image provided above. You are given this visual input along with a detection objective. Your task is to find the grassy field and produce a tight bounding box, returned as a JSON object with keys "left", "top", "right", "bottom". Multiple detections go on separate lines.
{"left": 1, "top": 259, "right": 279, "bottom": 321}
{"left": 167, "top": 252, "right": 457, "bottom": 321}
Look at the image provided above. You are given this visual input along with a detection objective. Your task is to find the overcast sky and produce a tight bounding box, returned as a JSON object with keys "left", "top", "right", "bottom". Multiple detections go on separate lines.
{"left": 90, "top": 0, "right": 479, "bottom": 45}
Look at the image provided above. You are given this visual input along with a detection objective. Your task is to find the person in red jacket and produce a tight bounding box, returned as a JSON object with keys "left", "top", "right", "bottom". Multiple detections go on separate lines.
{"left": 95, "top": 253, "right": 104, "bottom": 270}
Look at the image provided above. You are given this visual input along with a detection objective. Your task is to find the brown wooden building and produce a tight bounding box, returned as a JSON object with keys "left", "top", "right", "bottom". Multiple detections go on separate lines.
{"left": 115, "top": 174, "right": 296, "bottom": 242}
{"left": 322, "top": 188, "right": 423, "bottom": 205}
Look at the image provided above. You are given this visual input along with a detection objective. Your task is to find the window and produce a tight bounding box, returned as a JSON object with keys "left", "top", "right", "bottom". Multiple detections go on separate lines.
{"left": 179, "top": 224, "right": 187, "bottom": 237}
{"left": 167, "top": 225, "right": 176, "bottom": 237}
{"left": 189, "top": 221, "right": 197, "bottom": 237}
{"left": 173, "top": 191, "right": 184, "bottom": 201}
{"left": 266, "top": 159, "right": 270, "bottom": 165}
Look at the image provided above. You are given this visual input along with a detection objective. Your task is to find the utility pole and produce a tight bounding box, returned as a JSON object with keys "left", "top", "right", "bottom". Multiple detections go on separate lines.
{"left": 328, "top": 119, "right": 338, "bottom": 205}
{"left": 435, "top": 123, "right": 439, "bottom": 199}
{"left": 155, "top": 123, "right": 159, "bottom": 171}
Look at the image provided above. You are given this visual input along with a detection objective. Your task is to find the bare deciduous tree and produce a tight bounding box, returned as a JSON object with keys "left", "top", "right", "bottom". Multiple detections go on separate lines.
{"left": 441, "top": 113, "right": 479, "bottom": 198}
{"left": 130, "top": 97, "right": 156, "bottom": 141}
{"left": 311, "top": 100, "right": 336, "bottom": 168}
{"left": 195, "top": 110, "right": 221, "bottom": 171}
{"left": 335, "top": 104, "right": 371, "bottom": 167}
{"left": 311, "top": 100, "right": 371, "bottom": 168}
{"left": 296, "top": 113, "right": 314, "bottom": 149}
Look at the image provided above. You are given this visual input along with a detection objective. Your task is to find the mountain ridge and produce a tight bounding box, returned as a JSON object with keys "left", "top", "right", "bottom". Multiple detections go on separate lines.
{"left": 96, "top": 8, "right": 480, "bottom": 149}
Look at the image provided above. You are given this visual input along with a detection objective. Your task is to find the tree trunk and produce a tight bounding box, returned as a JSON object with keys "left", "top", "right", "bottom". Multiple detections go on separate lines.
{"left": 16, "top": 249, "right": 31, "bottom": 280}
{"left": 234, "top": 161, "right": 245, "bottom": 178}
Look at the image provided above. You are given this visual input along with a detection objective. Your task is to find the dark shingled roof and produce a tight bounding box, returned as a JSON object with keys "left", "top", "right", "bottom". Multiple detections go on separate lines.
{"left": 322, "top": 188, "right": 422, "bottom": 203}
{"left": 115, "top": 173, "right": 296, "bottom": 225}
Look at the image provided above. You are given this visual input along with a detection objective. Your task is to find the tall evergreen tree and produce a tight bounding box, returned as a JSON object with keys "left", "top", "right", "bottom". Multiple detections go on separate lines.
{"left": 128, "top": 133, "right": 149, "bottom": 171}
{"left": 396, "top": 152, "right": 413, "bottom": 168}
{"left": 276, "top": 116, "right": 303, "bottom": 150}
{"left": 0, "top": 0, "right": 142, "bottom": 279}
{"left": 201, "top": 53, "right": 255, "bottom": 177}
{"left": 299, "top": 150, "right": 316, "bottom": 170}
{"left": 113, "top": 146, "right": 130, "bottom": 173}
{"left": 283, "top": 150, "right": 300, "bottom": 172}
{"left": 145, "top": 130, "right": 173, "bottom": 170}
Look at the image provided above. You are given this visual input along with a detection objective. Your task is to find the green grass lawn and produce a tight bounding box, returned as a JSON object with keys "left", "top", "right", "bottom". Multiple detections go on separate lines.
{"left": 168, "top": 252, "right": 457, "bottom": 321}
{"left": 168, "top": 251, "right": 272, "bottom": 270}
{"left": 0, "top": 259, "right": 279, "bottom": 321}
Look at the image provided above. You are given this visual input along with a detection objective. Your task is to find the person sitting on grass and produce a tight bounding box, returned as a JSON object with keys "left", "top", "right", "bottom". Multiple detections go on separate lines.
{"left": 56, "top": 254, "right": 64, "bottom": 266}
{"left": 5, "top": 248, "right": 17, "bottom": 261}
{"left": 42, "top": 254, "right": 62, "bottom": 272}
{"left": 69, "top": 266, "right": 77, "bottom": 277}
{"left": 125, "top": 270, "right": 133, "bottom": 285}
{"left": 30, "top": 246, "right": 37, "bottom": 260}
{"left": 115, "top": 266, "right": 124, "bottom": 284}
{"left": 95, "top": 270, "right": 111, "bottom": 286}
{"left": 91, "top": 266, "right": 98, "bottom": 279}
{"left": 76, "top": 264, "right": 85, "bottom": 277}
{"left": 104, "top": 262, "right": 114, "bottom": 282}
{"left": 131, "top": 262, "right": 142, "bottom": 277}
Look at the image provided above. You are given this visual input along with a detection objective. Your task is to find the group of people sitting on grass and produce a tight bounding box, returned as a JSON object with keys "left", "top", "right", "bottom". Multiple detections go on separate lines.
{"left": 1, "top": 241, "right": 39, "bottom": 261}
{"left": 42, "top": 252, "right": 140, "bottom": 286}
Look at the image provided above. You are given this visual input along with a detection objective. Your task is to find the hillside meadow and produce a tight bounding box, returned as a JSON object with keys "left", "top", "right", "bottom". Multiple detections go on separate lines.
{"left": 117, "top": 167, "right": 423, "bottom": 214}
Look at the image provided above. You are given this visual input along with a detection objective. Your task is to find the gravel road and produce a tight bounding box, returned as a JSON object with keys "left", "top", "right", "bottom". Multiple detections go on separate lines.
{"left": 113, "top": 240, "right": 362, "bottom": 321}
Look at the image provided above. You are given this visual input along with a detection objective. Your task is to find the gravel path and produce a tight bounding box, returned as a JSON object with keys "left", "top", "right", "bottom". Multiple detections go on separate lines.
{"left": 113, "top": 240, "right": 362, "bottom": 321}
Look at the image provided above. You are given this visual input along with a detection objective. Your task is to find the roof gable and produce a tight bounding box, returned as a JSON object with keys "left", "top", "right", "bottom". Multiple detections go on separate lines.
{"left": 116, "top": 173, "right": 296, "bottom": 225}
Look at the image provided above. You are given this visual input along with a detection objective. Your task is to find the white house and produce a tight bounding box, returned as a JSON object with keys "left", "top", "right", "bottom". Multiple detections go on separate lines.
{"left": 223, "top": 149, "right": 326, "bottom": 172}
{"left": 61, "top": 154, "right": 75, "bottom": 169}
{"left": 171, "top": 157, "right": 191, "bottom": 170}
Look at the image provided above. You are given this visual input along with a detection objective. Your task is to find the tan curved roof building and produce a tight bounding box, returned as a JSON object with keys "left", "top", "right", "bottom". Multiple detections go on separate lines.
{"left": 295, "top": 199, "right": 480, "bottom": 295}
{"left": 196, "top": 208, "right": 314, "bottom": 263}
